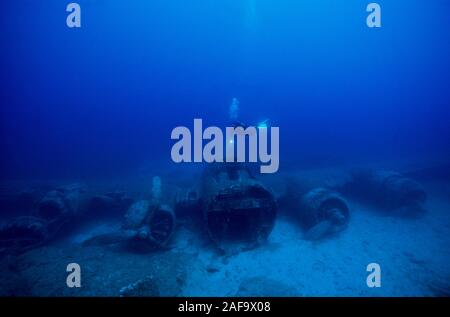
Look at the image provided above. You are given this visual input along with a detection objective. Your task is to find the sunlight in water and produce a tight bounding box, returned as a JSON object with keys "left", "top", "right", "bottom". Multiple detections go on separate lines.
{"left": 244, "top": 0, "right": 258, "bottom": 30}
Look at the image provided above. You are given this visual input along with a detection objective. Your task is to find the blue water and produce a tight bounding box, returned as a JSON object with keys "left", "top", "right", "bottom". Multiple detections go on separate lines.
{"left": 1, "top": 0, "right": 449, "bottom": 179}
{"left": 0, "top": 0, "right": 449, "bottom": 296}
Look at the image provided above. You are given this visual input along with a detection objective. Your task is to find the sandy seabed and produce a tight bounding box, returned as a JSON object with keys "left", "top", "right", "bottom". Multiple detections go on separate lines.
{"left": 1, "top": 167, "right": 449, "bottom": 297}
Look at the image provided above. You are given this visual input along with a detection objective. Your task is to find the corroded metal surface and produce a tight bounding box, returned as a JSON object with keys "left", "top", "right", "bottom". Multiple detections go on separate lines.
{"left": 201, "top": 164, "right": 277, "bottom": 247}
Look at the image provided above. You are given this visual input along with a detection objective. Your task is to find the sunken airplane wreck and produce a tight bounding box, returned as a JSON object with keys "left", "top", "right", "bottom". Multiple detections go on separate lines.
{"left": 0, "top": 149, "right": 433, "bottom": 296}
{"left": 0, "top": 99, "right": 430, "bottom": 257}
{"left": 0, "top": 164, "right": 278, "bottom": 255}
{"left": 0, "top": 163, "right": 429, "bottom": 257}
{"left": 0, "top": 184, "right": 133, "bottom": 256}
{"left": 83, "top": 163, "right": 278, "bottom": 253}
{"left": 0, "top": 108, "right": 430, "bottom": 257}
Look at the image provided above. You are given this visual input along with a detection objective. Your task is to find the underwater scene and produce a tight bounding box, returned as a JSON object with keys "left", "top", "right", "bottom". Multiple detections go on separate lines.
{"left": 0, "top": 0, "right": 449, "bottom": 297}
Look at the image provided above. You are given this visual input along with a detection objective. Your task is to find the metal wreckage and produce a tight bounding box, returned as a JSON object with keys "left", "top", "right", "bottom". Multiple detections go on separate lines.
{"left": 0, "top": 162, "right": 428, "bottom": 256}
{"left": 0, "top": 184, "right": 133, "bottom": 255}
